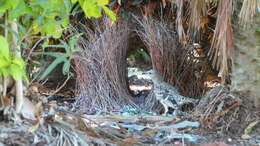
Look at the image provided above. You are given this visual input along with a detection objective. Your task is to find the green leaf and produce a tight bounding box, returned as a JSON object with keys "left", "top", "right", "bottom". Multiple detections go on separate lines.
{"left": 141, "top": 51, "right": 150, "bottom": 63}
{"left": 9, "top": 0, "right": 31, "bottom": 20}
{"left": 58, "top": 41, "right": 70, "bottom": 55}
{"left": 12, "top": 57, "right": 25, "bottom": 69}
{"left": 43, "top": 44, "right": 67, "bottom": 49}
{"left": 71, "top": 0, "right": 78, "bottom": 4}
{"left": 102, "top": 6, "right": 116, "bottom": 22}
{"left": 0, "top": 57, "right": 11, "bottom": 68}
{"left": 9, "top": 0, "right": 20, "bottom": 9}
{"left": 0, "top": 35, "right": 10, "bottom": 60}
{"left": 78, "top": 0, "right": 84, "bottom": 7}
{"left": 7, "top": 57, "right": 26, "bottom": 81}
{"left": 97, "top": 0, "right": 109, "bottom": 6}
{"left": 17, "top": 22, "right": 28, "bottom": 38}
{"left": 69, "top": 35, "right": 79, "bottom": 53}
{"left": 44, "top": 0, "right": 68, "bottom": 19}
{"left": 32, "top": 21, "right": 40, "bottom": 34}
{"left": 0, "top": 56, "right": 11, "bottom": 77}
{"left": 77, "top": 0, "right": 116, "bottom": 21}
{"left": 81, "top": 0, "right": 101, "bottom": 18}
{"left": 0, "top": 67, "right": 9, "bottom": 77}
{"left": 42, "top": 20, "right": 62, "bottom": 38}
{"left": 0, "top": 0, "right": 11, "bottom": 13}
{"left": 41, "top": 52, "right": 66, "bottom": 58}
{"left": 62, "top": 17, "right": 70, "bottom": 27}
{"left": 0, "top": 0, "right": 19, "bottom": 14}
{"left": 62, "top": 60, "right": 71, "bottom": 75}
{"left": 9, "top": 64, "right": 23, "bottom": 80}
{"left": 39, "top": 56, "right": 67, "bottom": 80}
{"left": 64, "top": 0, "right": 73, "bottom": 15}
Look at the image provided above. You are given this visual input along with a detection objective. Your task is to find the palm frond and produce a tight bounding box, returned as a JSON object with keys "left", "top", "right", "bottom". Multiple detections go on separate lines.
{"left": 188, "top": 0, "right": 207, "bottom": 38}
{"left": 205, "top": 0, "right": 218, "bottom": 6}
{"left": 238, "top": 0, "right": 260, "bottom": 28}
{"left": 175, "top": 0, "right": 187, "bottom": 43}
{"left": 208, "top": 0, "right": 234, "bottom": 84}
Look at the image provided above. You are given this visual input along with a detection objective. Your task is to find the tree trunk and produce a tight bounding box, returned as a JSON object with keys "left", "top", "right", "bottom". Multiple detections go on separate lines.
{"left": 232, "top": 17, "right": 260, "bottom": 107}
{"left": 11, "top": 21, "right": 24, "bottom": 113}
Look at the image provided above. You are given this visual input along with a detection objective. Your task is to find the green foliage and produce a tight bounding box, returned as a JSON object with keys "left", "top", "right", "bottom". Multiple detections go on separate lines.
{"left": 9, "top": 0, "right": 31, "bottom": 20}
{"left": 29, "top": 0, "right": 72, "bottom": 38}
{"left": 0, "top": 35, "right": 27, "bottom": 81}
{"left": 0, "top": 0, "right": 116, "bottom": 81}
{"left": 1, "top": 0, "right": 116, "bottom": 39}
{"left": 128, "top": 48, "right": 150, "bottom": 63}
{"left": 76, "top": 0, "right": 116, "bottom": 22}
{"left": 0, "top": 35, "right": 10, "bottom": 60}
{"left": 0, "top": 0, "right": 72, "bottom": 38}
{"left": 0, "top": 0, "right": 19, "bottom": 16}
{"left": 256, "top": 28, "right": 260, "bottom": 33}
{"left": 38, "top": 35, "right": 80, "bottom": 80}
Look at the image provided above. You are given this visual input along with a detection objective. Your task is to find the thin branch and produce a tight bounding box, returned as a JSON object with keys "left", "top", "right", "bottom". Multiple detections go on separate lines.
{"left": 26, "top": 36, "right": 49, "bottom": 62}
{"left": 48, "top": 74, "right": 71, "bottom": 97}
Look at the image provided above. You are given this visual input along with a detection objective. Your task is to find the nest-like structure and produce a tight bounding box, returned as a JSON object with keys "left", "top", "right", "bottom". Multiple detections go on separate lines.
{"left": 73, "top": 19, "right": 136, "bottom": 113}
{"left": 73, "top": 15, "right": 212, "bottom": 113}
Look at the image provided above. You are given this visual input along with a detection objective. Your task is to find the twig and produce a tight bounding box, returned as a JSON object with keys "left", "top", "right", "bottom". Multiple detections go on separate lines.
{"left": 203, "top": 86, "right": 224, "bottom": 119}
{"left": 48, "top": 74, "right": 71, "bottom": 97}
{"left": 26, "top": 36, "right": 49, "bottom": 62}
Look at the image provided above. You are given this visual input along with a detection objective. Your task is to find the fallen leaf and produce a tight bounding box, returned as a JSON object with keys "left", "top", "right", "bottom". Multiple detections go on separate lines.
{"left": 241, "top": 120, "right": 259, "bottom": 139}
{"left": 1, "top": 96, "right": 14, "bottom": 107}
{"left": 241, "top": 134, "right": 251, "bottom": 139}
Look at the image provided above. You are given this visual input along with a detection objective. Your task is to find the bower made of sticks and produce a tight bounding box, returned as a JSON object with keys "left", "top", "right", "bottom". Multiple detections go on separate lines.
{"left": 135, "top": 16, "right": 207, "bottom": 97}
{"left": 74, "top": 17, "right": 208, "bottom": 113}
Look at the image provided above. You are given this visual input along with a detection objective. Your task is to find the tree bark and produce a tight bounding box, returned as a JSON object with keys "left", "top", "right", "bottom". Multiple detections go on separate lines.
{"left": 232, "top": 17, "right": 260, "bottom": 107}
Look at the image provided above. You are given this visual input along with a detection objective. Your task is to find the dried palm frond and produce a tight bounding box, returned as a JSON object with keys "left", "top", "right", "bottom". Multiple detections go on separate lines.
{"left": 188, "top": 0, "right": 207, "bottom": 39}
{"left": 208, "top": 0, "right": 234, "bottom": 84}
{"left": 205, "top": 0, "right": 218, "bottom": 6}
{"left": 238, "top": 0, "right": 260, "bottom": 28}
{"left": 174, "top": 0, "right": 187, "bottom": 43}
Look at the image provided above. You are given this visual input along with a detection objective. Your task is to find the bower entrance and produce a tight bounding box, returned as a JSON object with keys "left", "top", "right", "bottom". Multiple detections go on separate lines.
{"left": 126, "top": 36, "right": 153, "bottom": 106}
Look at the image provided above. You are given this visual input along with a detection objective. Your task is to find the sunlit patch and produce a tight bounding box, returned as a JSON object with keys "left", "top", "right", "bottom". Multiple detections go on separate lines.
{"left": 129, "top": 85, "right": 152, "bottom": 91}
{"left": 204, "top": 80, "right": 221, "bottom": 88}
